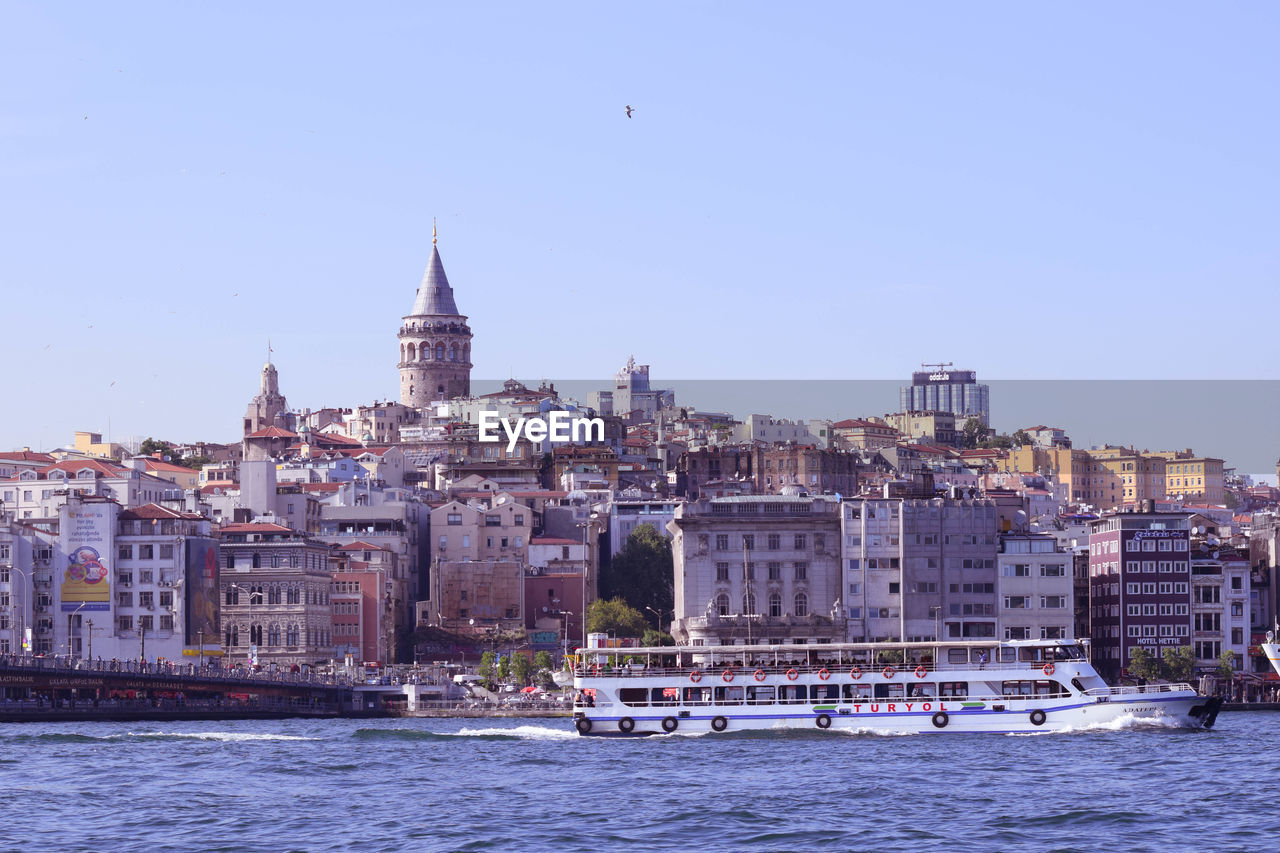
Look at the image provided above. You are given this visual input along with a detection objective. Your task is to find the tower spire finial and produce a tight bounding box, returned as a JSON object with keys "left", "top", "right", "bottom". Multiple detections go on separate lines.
{"left": 432, "top": 217, "right": 437, "bottom": 246}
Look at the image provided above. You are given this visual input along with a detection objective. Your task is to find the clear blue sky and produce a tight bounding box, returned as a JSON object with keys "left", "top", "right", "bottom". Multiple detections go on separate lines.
{"left": 2, "top": 2, "right": 1277, "bottom": 452}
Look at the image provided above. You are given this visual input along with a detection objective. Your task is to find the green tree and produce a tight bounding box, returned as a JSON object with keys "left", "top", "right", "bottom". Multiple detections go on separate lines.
{"left": 599, "top": 524, "right": 674, "bottom": 623}
{"left": 532, "top": 650, "right": 553, "bottom": 673}
{"left": 641, "top": 628, "right": 675, "bottom": 647}
{"left": 1128, "top": 647, "right": 1160, "bottom": 682}
{"left": 586, "top": 597, "right": 649, "bottom": 638}
{"left": 511, "top": 652, "right": 532, "bottom": 685}
{"left": 497, "top": 653, "right": 512, "bottom": 682}
{"left": 139, "top": 437, "right": 172, "bottom": 457}
{"left": 1011, "top": 430, "right": 1032, "bottom": 447}
{"left": 478, "top": 651, "right": 496, "bottom": 683}
{"left": 1161, "top": 645, "right": 1197, "bottom": 683}
{"left": 961, "top": 418, "right": 986, "bottom": 449}
{"left": 1216, "top": 650, "right": 1236, "bottom": 681}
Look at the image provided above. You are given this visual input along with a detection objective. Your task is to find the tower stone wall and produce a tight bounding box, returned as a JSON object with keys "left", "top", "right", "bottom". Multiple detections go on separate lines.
{"left": 398, "top": 239, "right": 472, "bottom": 407}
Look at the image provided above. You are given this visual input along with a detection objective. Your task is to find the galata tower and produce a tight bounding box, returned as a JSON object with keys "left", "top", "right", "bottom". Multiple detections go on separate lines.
{"left": 398, "top": 226, "right": 472, "bottom": 406}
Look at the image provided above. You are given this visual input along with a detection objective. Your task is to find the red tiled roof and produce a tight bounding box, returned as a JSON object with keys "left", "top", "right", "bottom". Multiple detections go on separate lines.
{"left": 144, "top": 459, "right": 195, "bottom": 474}
{"left": 119, "top": 503, "right": 205, "bottom": 521}
{"left": 337, "top": 540, "right": 390, "bottom": 551}
{"left": 41, "top": 459, "right": 129, "bottom": 477}
{"left": 246, "top": 426, "right": 298, "bottom": 439}
{"left": 0, "top": 451, "right": 56, "bottom": 463}
{"left": 299, "top": 482, "right": 344, "bottom": 493}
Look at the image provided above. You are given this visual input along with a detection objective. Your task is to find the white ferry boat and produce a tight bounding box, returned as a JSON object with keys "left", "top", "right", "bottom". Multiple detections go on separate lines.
{"left": 1262, "top": 630, "right": 1280, "bottom": 677}
{"left": 570, "top": 639, "right": 1221, "bottom": 736}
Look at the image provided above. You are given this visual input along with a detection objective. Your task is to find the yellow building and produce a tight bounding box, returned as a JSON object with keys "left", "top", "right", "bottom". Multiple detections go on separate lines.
{"left": 71, "top": 431, "right": 126, "bottom": 459}
{"left": 1145, "top": 450, "right": 1224, "bottom": 504}
{"left": 1085, "top": 446, "right": 1166, "bottom": 508}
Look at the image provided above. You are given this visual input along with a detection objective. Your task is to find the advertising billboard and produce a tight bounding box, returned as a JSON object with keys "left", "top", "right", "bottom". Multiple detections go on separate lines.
{"left": 61, "top": 505, "right": 112, "bottom": 612}
{"left": 184, "top": 538, "right": 220, "bottom": 646}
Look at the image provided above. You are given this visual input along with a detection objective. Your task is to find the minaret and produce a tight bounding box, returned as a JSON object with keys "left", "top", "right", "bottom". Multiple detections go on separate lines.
{"left": 398, "top": 223, "right": 473, "bottom": 407}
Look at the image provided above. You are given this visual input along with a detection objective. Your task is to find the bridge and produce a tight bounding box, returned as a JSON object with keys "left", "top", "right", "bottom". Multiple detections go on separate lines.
{"left": 0, "top": 654, "right": 395, "bottom": 721}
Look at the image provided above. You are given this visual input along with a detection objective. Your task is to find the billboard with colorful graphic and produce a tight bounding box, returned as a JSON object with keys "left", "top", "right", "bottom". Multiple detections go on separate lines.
{"left": 184, "top": 538, "right": 220, "bottom": 645}
{"left": 61, "top": 505, "right": 112, "bottom": 611}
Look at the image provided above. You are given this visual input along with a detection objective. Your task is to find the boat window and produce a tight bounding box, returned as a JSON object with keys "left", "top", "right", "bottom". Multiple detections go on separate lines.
{"left": 778, "top": 685, "right": 807, "bottom": 705}
{"left": 746, "top": 686, "right": 776, "bottom": 705}
{"left": 873, "top": 683, "right": 905, "bottom": 700}
{"left": 715, "top": 686, "right": 745, "bottom": 705}
{"left": 682, "top": 687, "right": 712, "bottom": 706}
{"left": 1018, "top": 647, "right": 1044, "bottom": 662}
{"left": 1002, "top": 681, "right": 1036, "bottom": 697}
{"left": 1055, "top": 644, "right": 1084, "bottom": 661}
{"left": 842, "top": 684, "right": 871, "bottom": 701}
{"left": 999, "top": 647, "right": 1017, "bottom": 664}
{"left": 906, "top": 682, "right": 936, "bottom": 699}
{"left": 650, "top": 687, "right": 679, "bottom": 707}
{"left": 810, "top": 684, "right": 840, "bottom": 702}
{"left": 947, "top": 648, "right": 968, "bottom": 664}
{"left": 618, "top": 687, "right": 649, "bottom": 707}
{"left": 939, "top": 681, "right": 968, "bottom": 697}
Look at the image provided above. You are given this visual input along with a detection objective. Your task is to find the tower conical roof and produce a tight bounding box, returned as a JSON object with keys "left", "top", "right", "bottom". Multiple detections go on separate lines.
{"left": 408, "top": 245, "right": 460, "bottom": 316}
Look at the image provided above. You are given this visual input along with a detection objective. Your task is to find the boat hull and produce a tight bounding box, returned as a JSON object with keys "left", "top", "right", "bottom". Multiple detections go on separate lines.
{"left": 572, "top": 690, "right": 1219, "bottom": 736}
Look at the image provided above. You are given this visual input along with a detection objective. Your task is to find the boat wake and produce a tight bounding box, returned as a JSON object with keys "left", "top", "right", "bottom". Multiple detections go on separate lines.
{"left": 454, "top": 724, "right": 576, "bottom": 740}
{"left": 1007, "top": 713, "right": 1196, "bottom": 736}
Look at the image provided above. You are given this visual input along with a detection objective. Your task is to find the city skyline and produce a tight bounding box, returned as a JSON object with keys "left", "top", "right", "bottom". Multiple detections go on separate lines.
{"left": 3, "top": 4, "right": 1279, "bottom": 451}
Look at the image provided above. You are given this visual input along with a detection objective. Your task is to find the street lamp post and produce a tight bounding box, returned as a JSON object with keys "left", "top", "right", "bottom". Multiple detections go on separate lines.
{"left": 644, "top": 606, "right": 665, "bottom": 634}
{"left": 85, "top": 619, "right": 94, "bottom": 662}
{"left": 929, "top": 605, "right": 942, "bottom": 643}
{"left": 576, "top": 512, "right": 599, "bottom": 652}
{"left": 67, "top": 601, "right": 89, "bottom": 660}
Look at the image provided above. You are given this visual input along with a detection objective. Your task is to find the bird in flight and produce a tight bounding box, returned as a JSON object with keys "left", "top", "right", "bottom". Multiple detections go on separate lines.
{"left": 625, "top": 105, "right": 634, "bottom": 119}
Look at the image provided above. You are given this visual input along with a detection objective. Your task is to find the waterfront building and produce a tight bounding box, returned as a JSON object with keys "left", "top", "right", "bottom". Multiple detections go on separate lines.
{"left": 398, "top": 231, "right": 472, "bottom": 407}
{"left": 217, "top": 521, "right": 335, "bottom": 668}
{"left": 668, "top": 495, "right": 845, "bottom": 646}
{"left": 995, "top": 532, "right": 1074, "bottom": 641}
{"left": 0, "top": 495, "right": 218, "bottom": 662}
{"left": 1087, "top": 511, "right": 1192, "bottom": 680}
{"left": 329, "top": 544, "right": 394, "bottom": 665}
{"left": 841, "top": 495, "right": 1000, "bottom": 643}
{"left": 426, "top": 559, "right": 524, "bottom": 634}
{"left": 899, "top": 364, "right": 990, "bottom": 426}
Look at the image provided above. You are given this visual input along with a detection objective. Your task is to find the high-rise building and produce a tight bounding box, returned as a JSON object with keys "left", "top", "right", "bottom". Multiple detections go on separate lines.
{"left": 899, "top": 364, "right": 989, "bottom": 426}
{"left": 398, "top": 229, "right": 473, "bottom": 407}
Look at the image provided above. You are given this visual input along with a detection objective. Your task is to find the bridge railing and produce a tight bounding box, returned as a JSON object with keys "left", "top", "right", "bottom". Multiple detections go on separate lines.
{"left": 0, "top": 653, "right": 359, "bottom": 689}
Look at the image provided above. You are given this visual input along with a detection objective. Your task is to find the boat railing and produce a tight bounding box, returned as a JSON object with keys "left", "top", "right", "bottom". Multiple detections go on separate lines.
{"left": 1086, "top": 683, "right": 1193, "bottom": 697}
{"left": 573, "top": 660, "right": 1081, "bottom": 679}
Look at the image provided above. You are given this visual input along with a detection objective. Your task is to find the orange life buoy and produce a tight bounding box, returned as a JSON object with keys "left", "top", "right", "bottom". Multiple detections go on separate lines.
{"left": 753, "top": 669, "right": 766, "bottom": 682}
{"left": 722, "top": 669, "right": 735, "bottom": 683}
{"left": 882, "top": 666, "right": 897, "bottom": 679}
{"left": 818, "top": 668, "right": 831, "bottom": 681}
{"left": 689, "top": 670, "right": 702, "bottom": 683}
{"left": 1043, "top": 662, "right": 1055, "bottom": 676}
{"left": 850, "top": 666, "right": 863, "bottom": 680}
{"left": 785, "top": 668, "right": 799, "bottom": 681}
{"left": 914, "top": 665, "right": 927, "bottom": 679}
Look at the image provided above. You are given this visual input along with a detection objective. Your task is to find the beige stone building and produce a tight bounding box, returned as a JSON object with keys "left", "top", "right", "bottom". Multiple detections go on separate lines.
{"left": 428, "top": 559, "right": 524, "bottom": 632}
{"left": 1146, "top": 450, "right": 1224, "bottom": 504}
{"left": 398, "top": 232, "right": 473, "bottom": 406}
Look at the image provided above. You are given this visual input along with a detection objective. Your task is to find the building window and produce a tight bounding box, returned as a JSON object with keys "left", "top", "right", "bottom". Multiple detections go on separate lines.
{"left": 794, "top": 593, "right": 808, "bottom": 618}
{"left": 743, "top": 593, "right": 756, "bottom": 615}
{"left": 767, "top": 534, "right": 780, "bottom": 551}
{"left": 743, "top": 535, "right": 754, "bottom": 551}
{"left": 793, "top": 534, "right": 806, "bottom": 550}
{"left": 767, "top": 562, "right": 781, "bottom": 581}
{"left": 768, "top": 593, "right": 782, "bottom": 617}
{"left": 716, "top": 535, "right": 729, "bottom": 551}
{"left": 118, "top": 545, "right": 132, "bottom": 561}
{"left": 794, "top": 562, "right": 807, "bottom": 581}
{"left": 715, "top": 594, "right": 729, "bottom": 616}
